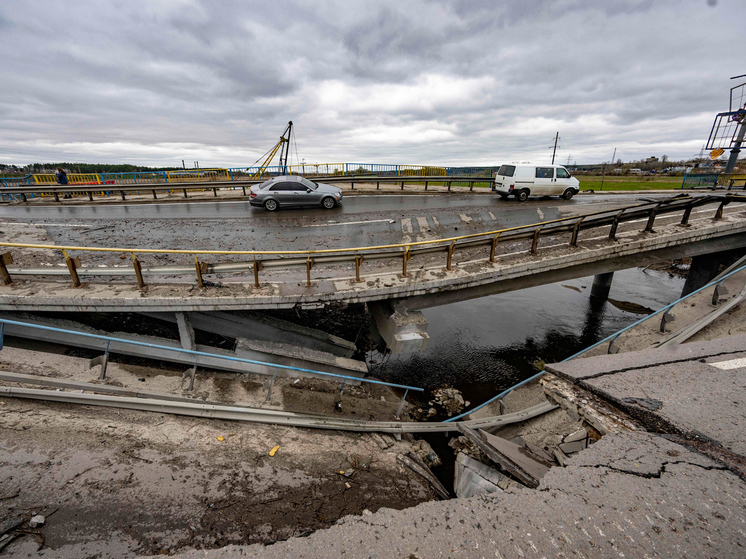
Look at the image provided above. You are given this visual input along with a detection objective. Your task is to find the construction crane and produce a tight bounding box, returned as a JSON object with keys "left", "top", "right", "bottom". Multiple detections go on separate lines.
{"left": 250, "top": 121, "right": 293, "bottom": 178}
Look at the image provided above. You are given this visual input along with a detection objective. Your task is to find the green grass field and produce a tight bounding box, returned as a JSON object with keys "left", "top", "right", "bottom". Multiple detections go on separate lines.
{"left": 577, "top": 175, "right": 683, "bottom": 191}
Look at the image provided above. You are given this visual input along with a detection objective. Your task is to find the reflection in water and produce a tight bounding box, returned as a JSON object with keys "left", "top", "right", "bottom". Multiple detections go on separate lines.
{"left": 377, "top": 268, "right": 684, "bottom": 406}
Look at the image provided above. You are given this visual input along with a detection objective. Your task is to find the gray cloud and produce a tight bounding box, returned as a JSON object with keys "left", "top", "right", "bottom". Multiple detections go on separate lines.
{"left": 0, "top": 0, "right": 743, "bottom": 167}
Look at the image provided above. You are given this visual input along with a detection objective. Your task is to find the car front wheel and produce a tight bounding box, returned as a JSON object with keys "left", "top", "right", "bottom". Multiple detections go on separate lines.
{"left": 322, "top": 196, "right": 336, "bottom": 209}
{"left": 264, "top": 199, "right": 278, "bottom": 211}
{"left": 562, "top": 189, "right": 575, "bottom": 200}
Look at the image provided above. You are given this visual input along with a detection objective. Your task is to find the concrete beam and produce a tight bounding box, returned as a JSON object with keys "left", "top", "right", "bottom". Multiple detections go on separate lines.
{"left": 140, "top": 310, "right": 355, "bottom": 358}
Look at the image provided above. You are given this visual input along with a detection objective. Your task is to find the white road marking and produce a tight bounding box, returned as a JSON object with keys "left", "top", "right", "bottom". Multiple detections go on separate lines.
{"left": 401, "top": 218, "right": 413, "bottom": 234}
{"left": 301, "top": 219, "right": 391, "bottom": 228}
{"left": 432, "top": 216, "right": 440, "bottom": 228}
{"left": 537, "top": 209, "right": 544, "bottom": 220}
{"left": 488, "top": 212, "right": 497, "bottom": 221}
{"left": 709, "top": 358, "right": 746, "bottom": 370}
{"left": 416, "top": 217, "right": 430, "bottom": 231}
{"left": 0, "top": 221, "right": 87, "bottom": 227}
{"left": 459, "top": 214, "right": 472, "bottom": 223}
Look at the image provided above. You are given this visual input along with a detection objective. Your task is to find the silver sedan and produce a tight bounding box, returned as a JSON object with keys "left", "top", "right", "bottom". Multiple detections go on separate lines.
{"left": 249, "top": 176, "right": 343, "bottom": 211}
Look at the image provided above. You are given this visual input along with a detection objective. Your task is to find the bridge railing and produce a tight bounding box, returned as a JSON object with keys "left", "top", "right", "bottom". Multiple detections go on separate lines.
{"left": 0, "top": 174, "right": 496, "bottom": 202}
{"left": 0, "top": 194, "right": 742, "bottom": 291}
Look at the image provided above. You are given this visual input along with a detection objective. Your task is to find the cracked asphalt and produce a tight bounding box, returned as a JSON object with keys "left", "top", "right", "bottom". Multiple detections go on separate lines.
{"left": 162, "top": 431, "right": 746, "bottom": 559}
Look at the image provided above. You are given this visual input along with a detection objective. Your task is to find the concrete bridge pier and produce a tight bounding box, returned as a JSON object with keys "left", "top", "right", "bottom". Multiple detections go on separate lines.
{"left": 369, "top": 302, "right": 430, "bottom": 354}
{"left": 590, "top": 272, "right": 614, "bottom": 300}
{"left": 681, "top": 248, "right": 746, "bottom": 297}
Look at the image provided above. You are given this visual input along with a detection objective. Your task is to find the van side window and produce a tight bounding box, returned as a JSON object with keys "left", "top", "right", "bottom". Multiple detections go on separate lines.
{"left": 497, "top": 165, "right": 515, "bottom": 177}
{"left": 556, "top": 168, "right": 570, "bottom": 179}
{"left": 536, "top": 167, "right": 554, "bottom": 179}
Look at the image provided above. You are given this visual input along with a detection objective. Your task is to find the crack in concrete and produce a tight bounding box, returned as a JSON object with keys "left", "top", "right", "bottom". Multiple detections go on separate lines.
{"left": 564, "top": 349, "right": 746, "bottom": 382}
{"left": 578, "top": 459, "right": 728, "bottom": 480}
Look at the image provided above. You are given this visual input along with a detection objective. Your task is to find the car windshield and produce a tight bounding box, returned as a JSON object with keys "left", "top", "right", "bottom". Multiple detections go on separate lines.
{"left": 497, "top": 165, "right": 515, "bottom": 177}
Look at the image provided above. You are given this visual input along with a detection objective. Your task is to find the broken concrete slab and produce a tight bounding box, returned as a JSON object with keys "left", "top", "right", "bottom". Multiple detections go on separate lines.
{"left": 369, "top": 302, "right": 429, "bottom": 354}
{"left": 454, "top": 452, "right": 507, "bottom": 498}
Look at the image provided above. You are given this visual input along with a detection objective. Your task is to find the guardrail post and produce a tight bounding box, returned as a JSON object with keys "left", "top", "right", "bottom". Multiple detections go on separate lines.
{"left": 87, "top": 191, "right": 93, "bottom": 201}
{"left": 469, "top": 181, "right": 474, "bottom": 192}
{"left": 0, "top": 252, "right": 12, "bottom": 285}
{"left": 395, "top": 389, "right": 409, "bottom": 419}
{"left": 354, "top": 254, "right": 364, "bottom": 283}
{"left": 714, "top": 199, "right": 730, "bottom": 220}
{"left": 376, "top": 181, "right": 380, "bottom": 190}
{"left": 424, "top": 181, "right": 428, "bottom": 191}
{"left": 402, "top": 247, "right": 411, "bottom": 277}
{"left": 712, "top": 281, "right": 728, "bottom": 305}
{"left": 644, "top": 203, "right": 661, "bottom": 232}
{"left": 660, "top": 311, "right": 675, "bottom": 333}
{"left": 306, "top": 255, "right": 314, "bottom": 287}
{"left": 120, "top": 191, "right": 126, "bottom": 201}
{"left": 241, "top": 186, "right": 246, "bottom": 196}
{"left": 194, "top": 255, "right": 206, "bottom": 288}
{"left": 151, "top": 190, "right": 157, "bottom": 200}
{"left": 62, "top": 250, "right": 81, "bottom": 287}
{"left": 530, "top": 227, "right": 542, "bottom": 254}
{"left": 182, "top": 188, "right": 188, "bottom": 198}
{"left": 253, "top": 258, "right": 262, "bottom": 288}
{"left": 400, "top": 181, "right": 404, "bottom": 190}
{"left": 489, "top": 234, "right": 500, "bottom": 263}
{"left": 212, "top": 188, "right": 218, "bottom": 197}
{"left": 570, "top": 217, "right": 584, "bottom": 246}
{"left": 447, "top": 180, "right": 451, "bottom": 192}
{"left": 679, "top": 204, "right": 693, "bottom": 227}
{"left": 131, "top": 253, "right": 145, "bottom": 288}
{"left": 446, "top": 242, "right": 456, "bottom": 270}
{"left": 20, "top": 193, "right": 27, "bottom": 202}
{"left": 89, "top": 340, "right": 111, "bottom": 380}
{"left": 609, "top": 211, "right": 623, "bottom": 240}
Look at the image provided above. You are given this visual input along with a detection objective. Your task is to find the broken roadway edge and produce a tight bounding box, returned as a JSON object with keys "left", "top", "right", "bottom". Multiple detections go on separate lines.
{"left": 156, "top": 431, "right": 745, "bottom": 559}
{"left": 154, "top": 334, "right": 746, "bottom": 559}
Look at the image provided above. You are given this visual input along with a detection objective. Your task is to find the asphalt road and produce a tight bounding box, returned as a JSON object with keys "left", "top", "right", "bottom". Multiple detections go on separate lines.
{"left": 0, "top": 193, "right": 674, "bottom": 252}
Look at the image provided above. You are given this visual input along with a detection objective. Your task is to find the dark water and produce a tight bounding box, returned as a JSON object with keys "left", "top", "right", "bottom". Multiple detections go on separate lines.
{"left": 378, "top": 268, "right": 685, "bottom": 407}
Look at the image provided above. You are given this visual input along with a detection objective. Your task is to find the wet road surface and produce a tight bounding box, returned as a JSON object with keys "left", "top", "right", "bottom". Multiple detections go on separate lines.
{"left": 0, "top": 193, "right": 674, "bottom": 252}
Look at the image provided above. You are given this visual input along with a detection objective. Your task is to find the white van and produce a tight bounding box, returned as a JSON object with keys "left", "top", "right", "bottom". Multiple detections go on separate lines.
{"left": 493, "top": 164, "right": 580, "bottom": 201}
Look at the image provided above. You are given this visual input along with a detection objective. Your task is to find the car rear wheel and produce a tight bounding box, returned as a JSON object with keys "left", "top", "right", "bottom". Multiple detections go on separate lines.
{"left": 264, "top": 199, "right": 278, "bottom": 211}
{"left": 322, "top": 196, "right": 336, "bottom": 209}
{"left": 562, "top": 189, "right": 575, "bottom": 200}
{"left": 517, "top": 189, "right": 529, "bottom": 202}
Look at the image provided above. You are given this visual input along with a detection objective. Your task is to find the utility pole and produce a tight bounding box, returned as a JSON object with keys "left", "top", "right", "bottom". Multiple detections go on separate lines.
{"left": 551, "top": 132, "right": 559, "bottom": 165}
{"left": 600, "top": 147, "right": 616, "bottom": 192}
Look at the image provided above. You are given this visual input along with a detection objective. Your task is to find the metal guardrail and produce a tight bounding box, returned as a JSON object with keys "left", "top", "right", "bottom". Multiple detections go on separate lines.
{"left": 0, "top": 318, "right": 424, "bottom": 403}
{"left": 681, "top": 172, "right": 746, "bottom": 190}
{"left": 0, "top": 194, "right": 742, "bottom": 290}
{"left": 0, "top": 174, "right": 494, "bottom": 203}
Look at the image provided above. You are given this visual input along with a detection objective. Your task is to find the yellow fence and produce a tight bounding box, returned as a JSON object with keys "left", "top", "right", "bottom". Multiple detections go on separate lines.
{"left": 33, "top": 173, "right": 105, "bottom": 185}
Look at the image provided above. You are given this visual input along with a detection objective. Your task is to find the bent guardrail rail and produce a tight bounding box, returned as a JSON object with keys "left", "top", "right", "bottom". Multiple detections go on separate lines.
{"left": 0, "top": 317, "right": 424, "bottom": 410}
{"left": 0, "top": 194, "right": 743, "bottom": 291}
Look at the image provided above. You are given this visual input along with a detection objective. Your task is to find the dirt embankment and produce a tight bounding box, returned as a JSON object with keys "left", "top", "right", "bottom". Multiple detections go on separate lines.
{"left": 0, "top": 346, "right": 438, "bottom": 557}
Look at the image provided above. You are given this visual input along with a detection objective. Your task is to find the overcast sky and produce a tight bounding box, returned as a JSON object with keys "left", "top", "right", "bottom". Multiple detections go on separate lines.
{"left": 0, "top": 0, "right": 743, "bottom": 168}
